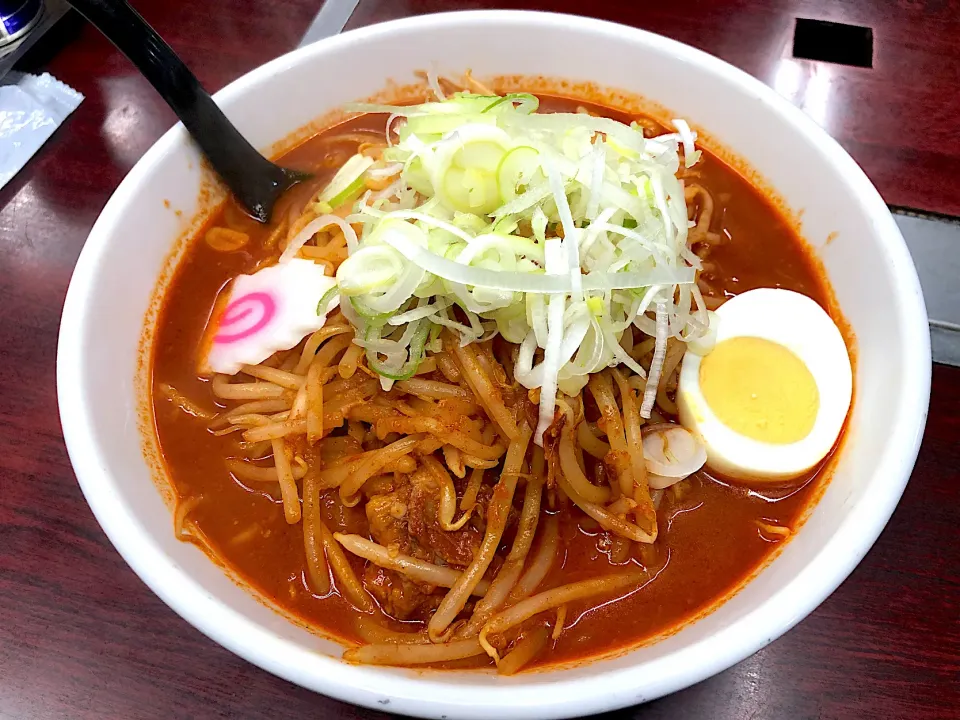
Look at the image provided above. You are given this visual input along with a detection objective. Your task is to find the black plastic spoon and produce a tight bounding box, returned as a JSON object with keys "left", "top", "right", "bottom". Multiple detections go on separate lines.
{"left": 68, "top": 0, "right": 308, "bottom": 223}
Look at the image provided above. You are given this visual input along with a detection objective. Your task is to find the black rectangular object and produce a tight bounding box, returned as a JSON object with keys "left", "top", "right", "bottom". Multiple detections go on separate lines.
{"left": 792, "top": 18, "right": 873, "bottom": 68}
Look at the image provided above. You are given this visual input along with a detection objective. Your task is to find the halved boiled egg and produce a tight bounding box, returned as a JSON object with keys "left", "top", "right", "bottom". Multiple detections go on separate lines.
{"left": 677, "top": 288, "right": 851, "bottom": 482}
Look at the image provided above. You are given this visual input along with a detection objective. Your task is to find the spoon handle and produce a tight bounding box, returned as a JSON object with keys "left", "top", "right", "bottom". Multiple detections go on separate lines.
{"left": 68, "top": 0, "right": 292, "bottom": 221}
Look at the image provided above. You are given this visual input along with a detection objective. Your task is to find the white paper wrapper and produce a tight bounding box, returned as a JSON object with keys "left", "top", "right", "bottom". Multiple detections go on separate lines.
{"left": 0, "top": 72, "right": 83, "bottom": 189}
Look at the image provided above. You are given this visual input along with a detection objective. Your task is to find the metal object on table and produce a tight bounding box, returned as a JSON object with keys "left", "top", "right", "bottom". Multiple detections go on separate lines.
{"left": 0, "top": 0, "right": 68, "bottom": 77}
{"left": 299, "top": 0, "right": 359, "bottom": 47}
{"left": 0, "top": 0, "right": 43, "bottom": 47}
{"left": 893, "top": 209, "right": 960, "bottom": 367}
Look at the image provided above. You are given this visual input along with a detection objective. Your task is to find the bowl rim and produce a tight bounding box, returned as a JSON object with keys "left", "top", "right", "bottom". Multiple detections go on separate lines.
{"left": 57, "top": 9, "right": 931, "bottom": 719}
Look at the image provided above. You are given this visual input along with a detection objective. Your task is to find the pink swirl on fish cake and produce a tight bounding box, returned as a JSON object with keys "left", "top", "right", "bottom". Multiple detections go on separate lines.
{"left": 214, "top": 291, "right": 276, "bottom": 344}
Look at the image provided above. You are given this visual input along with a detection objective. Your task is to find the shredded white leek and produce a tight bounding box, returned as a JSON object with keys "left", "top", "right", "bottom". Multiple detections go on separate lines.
{"left": 300, "top": 90, "right": 710, "bottom": 443}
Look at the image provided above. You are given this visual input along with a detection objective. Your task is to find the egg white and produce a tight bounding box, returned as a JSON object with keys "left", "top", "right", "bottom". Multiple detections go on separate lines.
{"left": 677, "top": 288, "right": 852, "bottom": 482}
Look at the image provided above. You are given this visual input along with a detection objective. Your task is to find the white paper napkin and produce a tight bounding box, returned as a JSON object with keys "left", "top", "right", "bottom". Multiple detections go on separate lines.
{"left": 0, "top": 71, "right": 83, "bottom": 189}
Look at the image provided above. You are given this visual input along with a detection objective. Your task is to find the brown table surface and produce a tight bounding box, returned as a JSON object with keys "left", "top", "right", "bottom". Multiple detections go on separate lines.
{"left": 0, "top": 2, "right": 957, "bottom": 719}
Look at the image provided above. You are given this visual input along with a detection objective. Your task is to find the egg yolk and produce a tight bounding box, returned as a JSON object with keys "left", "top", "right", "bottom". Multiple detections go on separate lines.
{"left": 699, "top": 336, "right": 819, "bottom": 444}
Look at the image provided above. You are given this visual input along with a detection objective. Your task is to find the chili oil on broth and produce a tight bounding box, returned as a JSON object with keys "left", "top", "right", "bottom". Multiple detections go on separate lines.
{"left": 150, "top": 94, "right": 839, "bottom": 669}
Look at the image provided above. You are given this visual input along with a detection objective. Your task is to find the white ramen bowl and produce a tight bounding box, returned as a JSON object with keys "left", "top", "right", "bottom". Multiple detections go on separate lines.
{"left": 57, "top": 11, "right": 930, "bottom": 719}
